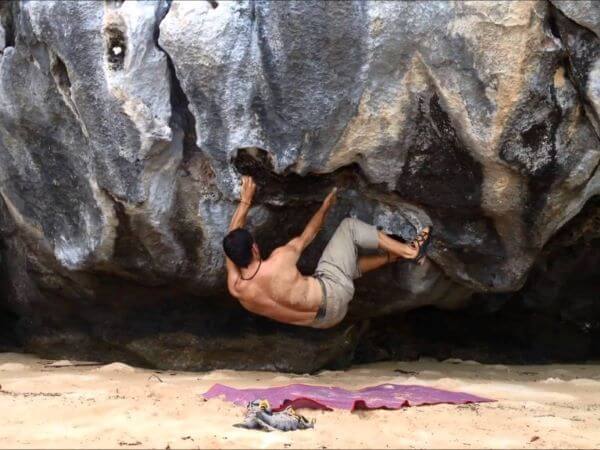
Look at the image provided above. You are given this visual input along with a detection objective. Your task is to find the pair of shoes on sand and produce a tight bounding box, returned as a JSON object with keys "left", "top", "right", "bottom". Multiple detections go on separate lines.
{"left": 234, "top": 399, "right": 315, "bottom": 432}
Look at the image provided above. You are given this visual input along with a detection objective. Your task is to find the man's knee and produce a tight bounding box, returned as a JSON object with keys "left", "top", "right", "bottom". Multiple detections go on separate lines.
{"left": 338, "top": 217, "right": 379, "bottom": 250}
{"left": 336, "top": 217, "right": 361, "bottom": 242}
{"left": 339, "top": 217, "right": 358, "bottom": 232}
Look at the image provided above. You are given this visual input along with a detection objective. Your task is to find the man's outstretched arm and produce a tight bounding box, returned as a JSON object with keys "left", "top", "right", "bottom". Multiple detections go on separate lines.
{"left": 225, "top": 176, "right": 256, "bottom": 294}
{"left": 288, "top": 187, "right": 337, "bottom": 253}
{"left": 228, "top": 176, "right": 256, "bottom": 231}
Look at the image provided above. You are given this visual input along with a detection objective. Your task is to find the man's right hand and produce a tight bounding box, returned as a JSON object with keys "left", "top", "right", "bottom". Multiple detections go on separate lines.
{"left": 322, "top": 187, "right": 337, "bottom": 210}
{"left": 240, "top": 176, "right": 256, "bottom": 205}
{"left": 287, "top": 186, "right": 337, "bottom": 256}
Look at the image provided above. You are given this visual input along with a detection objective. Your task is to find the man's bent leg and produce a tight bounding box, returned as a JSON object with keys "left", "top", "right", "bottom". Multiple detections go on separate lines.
{"left": 311, "top": 218, "right": 379, "bottom": 329}
{"left": 378, "top": 232, "right": 419, "bottom": 260}
{"left": 316, "top": 217, "right": 379, "bottom": 281}
{"left": 311, "top": 218, "right": 427, "bottom": 328}
{"left": 358, "top": 253, "right": 393, "bottom": 274}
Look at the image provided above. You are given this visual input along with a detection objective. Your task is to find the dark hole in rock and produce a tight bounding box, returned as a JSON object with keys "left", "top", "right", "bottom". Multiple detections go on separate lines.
{"left": 105, "top": 25, "right": 126, "bottom": 71}
{"left": 207, "top": 0, "right": 219, "bottom": 9}
{"left": 521, "top": 122, "right": 548, "bottom": 151}
{"left": 0, "top": 1, "right": 16, "bottom": 48}
{"left": 50, "top": 55, "right": 71, "bottom": 92}
{"left": 233, "top": 147, "right": 357, "bottom": 206}
{"left": 547, "top": 8, "right": 561, "bottom": 40}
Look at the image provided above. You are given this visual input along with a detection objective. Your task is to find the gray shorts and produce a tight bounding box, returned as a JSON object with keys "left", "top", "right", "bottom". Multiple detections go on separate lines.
{"left": 310, "top": 218, "right": 379, "bottom": 329}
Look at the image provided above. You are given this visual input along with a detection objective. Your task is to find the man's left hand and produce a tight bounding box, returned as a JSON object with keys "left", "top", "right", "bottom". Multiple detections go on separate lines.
{"left": 240, "top": 176, "right": 256, "bottom": 205}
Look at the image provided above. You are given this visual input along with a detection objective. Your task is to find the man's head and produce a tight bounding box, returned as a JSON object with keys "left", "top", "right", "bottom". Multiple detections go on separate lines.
{"left": 223, "top": 228, "right": 259, "bottom": 268}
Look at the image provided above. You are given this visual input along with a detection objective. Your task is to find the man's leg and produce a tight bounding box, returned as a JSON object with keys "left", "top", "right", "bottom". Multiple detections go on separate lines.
{"left": 358, "top": 227, "right": 429, "bottom": 274}
{"left": 316, "top": 217, "right": 382, "bottom": 280}
{"left": 318, "top": 217, "right": 430, "bottom": 277}
{"left": 312, "top": 218, "right": 425, "bottom": 329}
{"left": 358, "top": 252, "right": 397, "bottom": 274}
{"left": 330, "top": 222, "right": 429, "bottom": 276}
{"left": 312, "top": 218, "right": 377, "bottom": 328}
{"left": 378, "top": 232, "right": 419, "bottom": 259}
{"left": 358, "top": 236, "right": 420, "bottom": 274}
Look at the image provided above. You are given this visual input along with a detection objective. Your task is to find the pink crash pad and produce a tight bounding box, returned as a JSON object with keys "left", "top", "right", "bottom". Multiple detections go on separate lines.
{"left": 202, "top": 383, "right": 493, "bottom": 411}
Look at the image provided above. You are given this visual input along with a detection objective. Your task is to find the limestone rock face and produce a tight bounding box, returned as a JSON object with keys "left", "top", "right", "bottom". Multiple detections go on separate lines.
{"left": 0, "top": 1, "right": 598, "bottom": 371}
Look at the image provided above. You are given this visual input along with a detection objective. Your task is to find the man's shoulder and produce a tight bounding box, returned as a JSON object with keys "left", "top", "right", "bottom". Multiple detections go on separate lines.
{"left": 271, "top": 241, "right": 300, "bottom": 257}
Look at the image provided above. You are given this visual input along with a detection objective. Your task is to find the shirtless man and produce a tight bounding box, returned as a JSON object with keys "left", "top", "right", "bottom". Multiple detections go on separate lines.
{"left": 223, "top": 176, "right": 431, "bottom": 329}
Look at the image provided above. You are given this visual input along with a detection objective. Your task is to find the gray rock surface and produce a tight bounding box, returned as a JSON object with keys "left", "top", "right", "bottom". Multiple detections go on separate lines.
{"left": 0, "top": 24, "right": 5, "bottom": 53}
{"left": 0, "top": 0, "right": 598, "bottom": 371}
{"left": 552, "top": 1, "right": 600, "bottom": 38}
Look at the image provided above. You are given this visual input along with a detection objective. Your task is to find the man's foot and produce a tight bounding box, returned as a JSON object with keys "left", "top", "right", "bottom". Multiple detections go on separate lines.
{"left": 408, "top": 226, "right": 432, "bottom": 265}
{"left": 378, "top": 228, "right": 431, "bottom": 263}
{"left": 387, "top": 251, "right": 401, "bottom": 263}
{"left": 383, "top": 233, "right": 408, "bottom": 263}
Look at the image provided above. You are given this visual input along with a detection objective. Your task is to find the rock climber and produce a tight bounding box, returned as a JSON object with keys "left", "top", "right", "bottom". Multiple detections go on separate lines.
{"left": 223, "top": 176, "right": 431, "bottom": 328}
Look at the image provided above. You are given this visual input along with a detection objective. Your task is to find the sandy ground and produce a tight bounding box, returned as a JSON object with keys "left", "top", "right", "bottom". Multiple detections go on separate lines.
{"left": 0, "top": 353, "right": 599, "bottom": 449}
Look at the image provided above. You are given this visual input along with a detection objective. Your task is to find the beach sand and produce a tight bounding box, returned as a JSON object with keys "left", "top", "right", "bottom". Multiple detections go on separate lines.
{"left": 0, "top": 352, "right": 599, "bottom": 449}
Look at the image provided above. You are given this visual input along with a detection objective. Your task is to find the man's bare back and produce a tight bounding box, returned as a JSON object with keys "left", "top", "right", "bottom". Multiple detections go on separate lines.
{"left": 231, "top": 245, "right": 323, "bottom": 326}
{"left": 222, "top": 176, "right": 431, "bottom": 329}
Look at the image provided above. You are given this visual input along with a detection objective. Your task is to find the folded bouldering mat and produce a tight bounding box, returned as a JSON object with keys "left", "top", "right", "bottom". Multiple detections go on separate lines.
{"left": 202, "top": 383, "right": 493, "bottom": 411}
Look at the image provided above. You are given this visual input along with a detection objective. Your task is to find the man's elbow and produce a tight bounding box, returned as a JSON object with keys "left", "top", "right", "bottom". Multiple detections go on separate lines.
{"left": 288, "top": 237, "right": 306, "bottom": 253}
{"left": 226, "top": 283, "right": 239, "bottom": 299}
{"left": 301, "top": 231, "right": 317, "bottom": 249}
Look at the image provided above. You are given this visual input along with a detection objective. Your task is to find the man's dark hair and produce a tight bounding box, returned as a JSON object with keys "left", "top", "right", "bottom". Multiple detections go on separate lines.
{"left": 223, "top": 228, "right": 255, "bottom": 268}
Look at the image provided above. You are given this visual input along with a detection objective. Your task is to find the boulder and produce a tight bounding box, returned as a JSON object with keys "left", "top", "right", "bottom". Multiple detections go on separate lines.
{"left": 0, "top": 1, "right": 598, "bottom": 371}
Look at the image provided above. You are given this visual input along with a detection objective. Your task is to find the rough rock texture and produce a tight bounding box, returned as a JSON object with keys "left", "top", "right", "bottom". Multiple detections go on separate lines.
{"left": 0, "top": 1, "right": 598, "bottom": 371}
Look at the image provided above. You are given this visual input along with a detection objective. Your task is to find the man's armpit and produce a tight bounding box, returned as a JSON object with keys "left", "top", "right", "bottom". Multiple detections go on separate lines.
{"left": 227, "top": 273, "right": 240, "bottom": 297}
{"left": 284, "top": 238, "right": 304, "bottom": 254}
